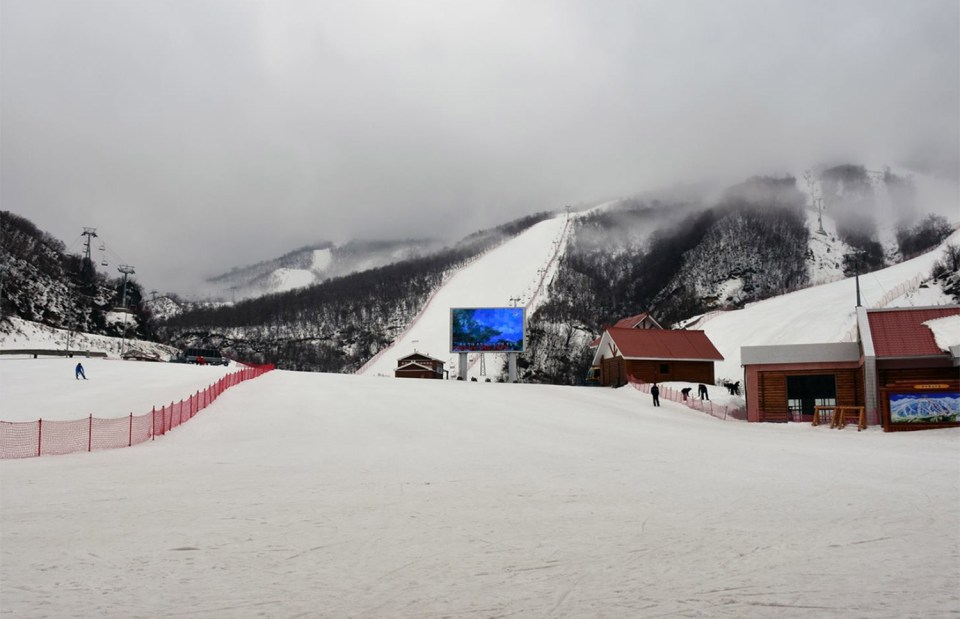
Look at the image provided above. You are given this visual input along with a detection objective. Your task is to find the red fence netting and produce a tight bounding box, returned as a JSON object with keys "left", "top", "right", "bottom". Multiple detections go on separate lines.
{"left": 0, "top": 364, "right": 273, "bottom": 459}
{"left": 628, "top": 376, "right": 747, "bottom": 421}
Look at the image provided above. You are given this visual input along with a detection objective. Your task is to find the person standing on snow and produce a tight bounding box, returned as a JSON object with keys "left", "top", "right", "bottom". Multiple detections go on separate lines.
{"left": 698, "top": 383, "right": 709, "bottom": 400}
{"left": 75, "top": 362, "right": 87, "bottom": 380}
{"left": 651, "top": 383, "right": 660, "bottom": 407}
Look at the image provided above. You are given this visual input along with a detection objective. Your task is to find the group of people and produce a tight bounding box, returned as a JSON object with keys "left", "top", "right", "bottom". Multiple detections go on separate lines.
{"left": 650, "top": 382, "right": 709, "bottom": 407}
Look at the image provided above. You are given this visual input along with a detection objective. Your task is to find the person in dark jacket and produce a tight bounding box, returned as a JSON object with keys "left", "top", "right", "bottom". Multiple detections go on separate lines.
{"left": 75, "top": 362, "right": 87, "bottom": 380}
{"left": 698, "top": 383, "right": 709, "bottom": 400}
{"left": 651, "top": 383, "right": 660, "bottom": 407}
{"left": 681, "top": 387, "right": 692, "bottom": 401}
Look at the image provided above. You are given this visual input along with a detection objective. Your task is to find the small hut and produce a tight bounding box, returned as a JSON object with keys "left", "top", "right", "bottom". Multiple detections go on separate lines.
{"left": 394, "top": 352, "right": 445, "bottom": 379}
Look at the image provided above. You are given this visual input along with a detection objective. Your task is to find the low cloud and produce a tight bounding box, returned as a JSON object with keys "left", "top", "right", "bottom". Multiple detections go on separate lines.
{"left": 2, "top": 0, "right": 957, "bottom": 292}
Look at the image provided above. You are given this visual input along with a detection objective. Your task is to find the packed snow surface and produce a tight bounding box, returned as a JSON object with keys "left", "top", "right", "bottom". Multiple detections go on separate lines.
{"left": 1, "top": 363, "right": 958, "bottom": 617}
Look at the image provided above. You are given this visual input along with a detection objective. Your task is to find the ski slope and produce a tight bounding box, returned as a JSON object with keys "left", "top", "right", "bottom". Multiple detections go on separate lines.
{"left": 358, "top": 213, "right": 571, "bottom": 379}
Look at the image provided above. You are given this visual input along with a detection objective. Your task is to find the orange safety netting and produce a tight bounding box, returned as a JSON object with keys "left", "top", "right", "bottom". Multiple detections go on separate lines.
{"left": 0, "top": 365, "right": 273, "bottom": 459}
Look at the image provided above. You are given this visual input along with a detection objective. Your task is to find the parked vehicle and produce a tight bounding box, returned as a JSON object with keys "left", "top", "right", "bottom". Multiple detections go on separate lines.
{"left": 171, "top": 347, "right": 229, "bottom": 366}
{"left": 585, "top": 366, "right": 601, "bottom": 386}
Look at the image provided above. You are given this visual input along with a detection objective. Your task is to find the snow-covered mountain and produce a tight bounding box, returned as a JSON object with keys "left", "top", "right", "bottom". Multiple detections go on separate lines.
{"left": 204, "top": 238, "right": 444, "bottom": 301}
{"left": 4, "top": 165, "right": 957, "bottom": 382}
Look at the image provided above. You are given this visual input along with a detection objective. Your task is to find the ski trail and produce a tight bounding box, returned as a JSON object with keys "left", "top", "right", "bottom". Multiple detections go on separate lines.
{"left": 358, "top": 213, "right": 571, "bottom": 379}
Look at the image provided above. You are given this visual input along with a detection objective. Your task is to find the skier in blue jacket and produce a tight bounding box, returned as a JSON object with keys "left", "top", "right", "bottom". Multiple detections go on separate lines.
{"left": 75, "top": 362, "right": 87, "bottom": 380}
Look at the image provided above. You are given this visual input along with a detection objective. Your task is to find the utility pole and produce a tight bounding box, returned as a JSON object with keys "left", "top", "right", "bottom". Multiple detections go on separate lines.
{"left": 815, "top": 197, "right": 825, "bottom": 235}
{"left": 118, "top": 264, "right": 135, "bottom": 357}
{"left": 853, "top": 250, "right": 864, "bottom": 307}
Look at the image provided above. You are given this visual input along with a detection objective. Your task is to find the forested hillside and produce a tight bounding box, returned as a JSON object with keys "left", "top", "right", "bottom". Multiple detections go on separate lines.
{"left": 158, "top": 212, "right": 554, "bottom": 370}
{"left": 0, "top": 211, "right": 152, "bottom": 341}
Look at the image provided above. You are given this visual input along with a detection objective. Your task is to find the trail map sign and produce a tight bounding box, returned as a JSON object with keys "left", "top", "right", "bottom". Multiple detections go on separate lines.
{"left": 888, "top": 391, "right": 960, "bottom": 424}
{"left": 450, "top": 307, "right": 525, "bottom": 353}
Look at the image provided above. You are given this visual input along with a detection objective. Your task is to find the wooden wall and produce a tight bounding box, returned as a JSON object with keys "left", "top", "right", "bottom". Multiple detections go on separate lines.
{"left": 625, "top": 360, "right": 715, "bottom": 385}
{"left": 601, "top": 357, "right": 627, "bottom": 387}
{"left": 878, "top": 366, "right": 957, "bottom": 387}
{"left": 754, "top": 367, "right": 863, "bottom": 422}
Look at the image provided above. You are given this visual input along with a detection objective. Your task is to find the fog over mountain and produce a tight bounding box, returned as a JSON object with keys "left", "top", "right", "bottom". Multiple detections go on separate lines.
{"left": 2, "top": 0, "right": 957, "bottom": 293}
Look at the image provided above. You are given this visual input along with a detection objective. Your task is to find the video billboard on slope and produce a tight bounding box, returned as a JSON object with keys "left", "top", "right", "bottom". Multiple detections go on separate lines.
{"left": 450, "top": 307, "right": 525, "bottom": 353}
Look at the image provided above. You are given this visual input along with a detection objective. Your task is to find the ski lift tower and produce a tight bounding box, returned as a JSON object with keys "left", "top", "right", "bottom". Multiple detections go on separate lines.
{"left": 117, "top": 264, "right": 135, "bottom": 356}
{"left": 803, "top": 170, "right": 826, "bottom": 235}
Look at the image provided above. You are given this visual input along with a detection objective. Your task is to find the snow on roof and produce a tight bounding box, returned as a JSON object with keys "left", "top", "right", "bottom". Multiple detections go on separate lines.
{"left": 867, "top": 306, "right": 960, "bottom": 358}
{"left": 923, "top": 314, "right": 960, "bottom": 352}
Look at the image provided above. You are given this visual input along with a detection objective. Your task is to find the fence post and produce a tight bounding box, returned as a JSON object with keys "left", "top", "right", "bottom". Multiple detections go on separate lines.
{"left": 152, "top": 407, "right": 156, "bottom": 440}
{"left": 88, "top": 414, "right": 93, "bottom": 452}
{"left": 129, "top": 413, "right": 133, "bottom": 447}
{"left": 37, "top": 418, "right": 42, "bottom": 457}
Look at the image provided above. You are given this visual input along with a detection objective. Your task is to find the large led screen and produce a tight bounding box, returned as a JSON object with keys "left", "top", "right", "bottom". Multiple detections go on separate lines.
{"left": 450, "top": 307, "right": 525, "bottom": 353}
{"left": 889, "top": 391, "right": 960, "bottom": 424}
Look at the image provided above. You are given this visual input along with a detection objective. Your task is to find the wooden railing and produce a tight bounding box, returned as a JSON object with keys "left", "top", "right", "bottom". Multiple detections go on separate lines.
{"left": 812, "top": 405, "right": 866, "bottom": 431}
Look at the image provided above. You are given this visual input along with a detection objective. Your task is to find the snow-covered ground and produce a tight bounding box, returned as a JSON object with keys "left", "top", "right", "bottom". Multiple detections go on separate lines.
{"left": 0, "top": 315, "right": 178, "bottom": 360}
{"left": 1, "top": 363, "right": 958, "bottom": 617}
{"left": 0, "top": 357, "right": 237, "bottom": 422}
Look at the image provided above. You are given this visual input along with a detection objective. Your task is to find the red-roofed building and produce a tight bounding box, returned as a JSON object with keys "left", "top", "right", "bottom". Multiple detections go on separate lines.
{"left": 741, "top": 305, "right": 960, "bottom": 430}
{"left": 865, "top": 307, "right": 959, "bottom": 358}
{"left": 591, "top": 327, "right": 724, "bottom": 386}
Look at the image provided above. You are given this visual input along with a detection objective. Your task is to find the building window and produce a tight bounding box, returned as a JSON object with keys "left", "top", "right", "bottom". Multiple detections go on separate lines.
{"left": 659, "top": 363, "right": 670, "bottom": 374}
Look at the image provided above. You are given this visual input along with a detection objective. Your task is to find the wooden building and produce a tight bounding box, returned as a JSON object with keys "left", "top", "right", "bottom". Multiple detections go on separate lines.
{"left": 742, "top": 305, "right": 959, "bottom": 430}
{"left": 394, "top": 352, "right": 445, "bottom": 379}
{"left": 591, "top": 327, "right": 723, "bottom": 387}
{"left": 742, "top": 343, "right": 863, "bottom": 423}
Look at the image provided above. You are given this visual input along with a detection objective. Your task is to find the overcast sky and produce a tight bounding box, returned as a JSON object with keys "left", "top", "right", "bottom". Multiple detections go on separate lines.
{"left": 2, "top": 0, "right": 958, "bottom": 293}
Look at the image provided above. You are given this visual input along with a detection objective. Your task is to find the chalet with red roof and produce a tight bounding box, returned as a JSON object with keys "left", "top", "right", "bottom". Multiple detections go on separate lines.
{"left": 742, "top": 305, "right": 960, "bottom": 431}
{"left": 591, "top": 327, "right": 724, "bottom": 387}
{"left": 394, "top": 352, "right": 445, "bottom": 379}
